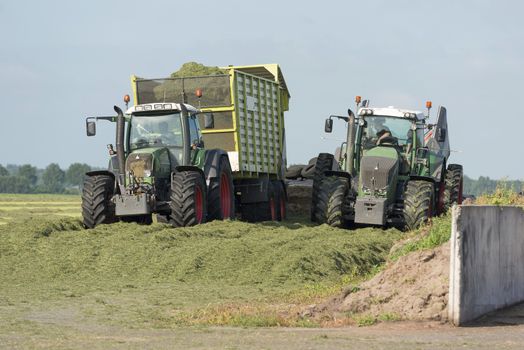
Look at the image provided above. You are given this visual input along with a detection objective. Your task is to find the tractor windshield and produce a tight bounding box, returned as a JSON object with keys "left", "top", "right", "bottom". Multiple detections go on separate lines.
{"left": 129, "top": 113, "right": 183, "bottom": 150}
{"left": 362, "top": 116, "right": 413, "bottom": 150}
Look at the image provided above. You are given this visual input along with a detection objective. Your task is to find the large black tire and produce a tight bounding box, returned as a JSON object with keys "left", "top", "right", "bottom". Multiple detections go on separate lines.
{"left": 311, "top": 153, "right": 334, "bottom": 222}
{"left": 285, "top": 164, "right": 306, "bottom": 179}
{"left": 207, "top": 157, "right": 235, "bottom": 221}
{"left": 81, "top": 175, "right": 117, "bottom": 229}
{"left": 320, "top": 176, "right": 350, "bottom": 228}
{"left": 403, "top": 180, "right": 435, "bottom": 231}
{"left": 169, "top": 171, "right": 207, "bottom": 227}
{"left": 443, "top": 164, "right": 463, "bottom": 212}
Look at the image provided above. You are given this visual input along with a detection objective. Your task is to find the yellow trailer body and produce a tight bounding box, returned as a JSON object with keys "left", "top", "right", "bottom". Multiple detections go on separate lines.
{"left": 132, "top": 64, "right": 290, "bottom": 179}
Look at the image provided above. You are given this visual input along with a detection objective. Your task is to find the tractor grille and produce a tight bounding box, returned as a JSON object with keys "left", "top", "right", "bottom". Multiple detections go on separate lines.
{"left": 360, "top": 156, "right": 398, "bottom": 190}
{"left": 126, "top": 153, "right": 153, "bottom": 178}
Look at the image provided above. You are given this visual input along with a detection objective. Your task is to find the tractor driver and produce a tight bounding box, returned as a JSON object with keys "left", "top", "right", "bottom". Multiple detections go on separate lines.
{"left": 363, "top": 117, "right": 391, "bottom": 149}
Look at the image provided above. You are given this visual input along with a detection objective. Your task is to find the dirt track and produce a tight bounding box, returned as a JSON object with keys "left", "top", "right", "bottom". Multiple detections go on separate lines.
{"left": 2, "top": 311, "right": 524, "bottom": 350}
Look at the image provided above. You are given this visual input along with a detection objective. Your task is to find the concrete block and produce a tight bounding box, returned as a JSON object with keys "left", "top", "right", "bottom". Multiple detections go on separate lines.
{"left": 448, "top": 205, "right": 524, "bottom": 325}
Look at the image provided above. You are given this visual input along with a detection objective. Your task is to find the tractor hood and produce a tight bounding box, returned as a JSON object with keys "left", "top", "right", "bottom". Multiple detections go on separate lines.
{"left": 359, "top": 147, "right": 399, "bottom": 199}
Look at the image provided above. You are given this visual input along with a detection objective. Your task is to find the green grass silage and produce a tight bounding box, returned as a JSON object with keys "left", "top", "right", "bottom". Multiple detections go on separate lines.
{"left": 0, "top": 214, "right": 400, "bottom": 328}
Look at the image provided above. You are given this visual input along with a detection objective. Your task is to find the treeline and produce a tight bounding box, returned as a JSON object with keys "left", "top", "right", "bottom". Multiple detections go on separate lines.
{"left": 0, "top": 163, "right": 96, "bottom": 194}
{"left": 463, "top": 175, "right": 523, "bottom": 196}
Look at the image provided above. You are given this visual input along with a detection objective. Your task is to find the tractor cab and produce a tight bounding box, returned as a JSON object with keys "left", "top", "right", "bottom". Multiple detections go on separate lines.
{"left": 126, "top": 103, "right": 204, "bottom": 168}
{"left": 355, "top": 107, "right": 425, "bottom": 175}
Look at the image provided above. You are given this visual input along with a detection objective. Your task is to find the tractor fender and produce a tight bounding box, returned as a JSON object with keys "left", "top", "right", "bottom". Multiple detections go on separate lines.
{"left": 202, "top": 149, "right": 230, "bottom": 181}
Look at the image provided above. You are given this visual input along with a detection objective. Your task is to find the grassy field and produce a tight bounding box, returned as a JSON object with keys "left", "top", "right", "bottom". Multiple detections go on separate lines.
{"left": 0, "top": 193, "right": 81, "bottom": 225}
{"left": 0, "top": 193, "right": 402, "bottom": 342}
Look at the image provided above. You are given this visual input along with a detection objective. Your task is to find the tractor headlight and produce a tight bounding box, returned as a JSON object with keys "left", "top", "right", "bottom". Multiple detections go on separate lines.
{"left": 143, "top": 169, "right": 152, "bottom": 177}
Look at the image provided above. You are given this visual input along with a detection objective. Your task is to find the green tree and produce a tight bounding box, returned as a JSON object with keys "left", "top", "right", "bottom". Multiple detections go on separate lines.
{"left": 41, "top": 163, "right": 65, "bottom": 193}
{"left": 65, "top": 163, "right": 91, "bottom": 188}
{"left": 0, "top": 165, "right": 8, "bottom": 176}
{"left": 17, "top": 164, "right": 38, "bottom": 186}
{"left": 0, "top": 176, "right": 31, "bottom": 193}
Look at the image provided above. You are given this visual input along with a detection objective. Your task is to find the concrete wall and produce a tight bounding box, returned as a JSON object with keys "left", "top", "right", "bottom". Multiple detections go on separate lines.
{"left": 448, "top": 205, "right": 524, "bottom": 325}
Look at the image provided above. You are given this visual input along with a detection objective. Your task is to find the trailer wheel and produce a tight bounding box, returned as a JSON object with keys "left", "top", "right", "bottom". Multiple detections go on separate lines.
{"left": 169, "top": 171, "right": 207, "bottom": 227}
{"left": 443, "top": 164, "right": 463, "bottom": 212}
{"left": 207, "top": 157, "right": 235, "bottom": 221}
{"left": 241, "top": 182, "right": 277, "bottom": 222}
{"left": 311, "top": 153, "right": 334, "bottom": 222}
{"left": 403, "top": 180, "right": 435, "bottom": 231}
{"left": 81, "top": 174, "right": 117, "bottom": 229}
{"left": 274, "top": 181, "right": 287, "bottom": 221}
{"left": 263, "top": 182, "right": 278, "bottom": 221}
{"left": 318, "top": 176, "right": 350, "bottom": 227}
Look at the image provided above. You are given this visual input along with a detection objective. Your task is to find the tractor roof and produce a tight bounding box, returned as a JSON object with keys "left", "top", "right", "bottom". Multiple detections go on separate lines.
{"left": 126, "top": 103, "right": 198, "bottom": 115}
{"left": 360, "top": 106, "right": 425, "bottom": 121}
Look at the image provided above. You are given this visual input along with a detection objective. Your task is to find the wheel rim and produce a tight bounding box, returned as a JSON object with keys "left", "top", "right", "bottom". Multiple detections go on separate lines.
{"left": 270, "top": 198, "right": 277, "bottom": 221}
{"left": 220, "top": 173, "right": 231, "bottom": 219}
{"left": 195, "top": 186, "right": 204, "bottom": 223}
{"left": 280, "top": 197, "right": 286, "bottom": 220}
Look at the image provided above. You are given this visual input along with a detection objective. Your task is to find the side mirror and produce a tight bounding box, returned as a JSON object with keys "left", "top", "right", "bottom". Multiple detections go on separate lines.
{"left": 325, "top": 118, "right": 333, "bottom": 133}
{"left": 437, "top": 128, "right": 446, "bottom": 142}
{"left": 204, "top": 114, "right": 214, "bottom": 129}
{"left": 86, "top": 120, "right": 96, "bottom": 136}
{"left": 362, "top": 99, "right": 370, "bottom": 107}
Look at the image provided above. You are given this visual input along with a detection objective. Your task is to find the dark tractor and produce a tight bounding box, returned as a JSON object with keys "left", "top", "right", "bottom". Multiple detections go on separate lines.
{"left": 311, "top": 97, "right": 463, "bottom": 230}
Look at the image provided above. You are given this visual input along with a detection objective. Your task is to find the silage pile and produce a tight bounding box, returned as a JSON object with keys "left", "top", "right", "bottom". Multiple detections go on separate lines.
{"left": 0, "top": 217, "right": 401, "bottom": 293}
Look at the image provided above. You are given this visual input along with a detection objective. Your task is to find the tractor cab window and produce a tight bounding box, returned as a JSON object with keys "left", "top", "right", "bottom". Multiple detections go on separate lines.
{"left": 188, "top": 115, "right": 201, "bottom": 147}
{"left": 129, "top": 113, "right": 183, "bottom": 150}
{"left": 362, "top": 116, "right": 413, "bottom": 150}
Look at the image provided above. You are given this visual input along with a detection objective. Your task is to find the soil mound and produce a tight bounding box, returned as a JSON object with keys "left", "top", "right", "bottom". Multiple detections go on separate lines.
{"left": 311, "top": 243, "right": 450, "bottom": 322}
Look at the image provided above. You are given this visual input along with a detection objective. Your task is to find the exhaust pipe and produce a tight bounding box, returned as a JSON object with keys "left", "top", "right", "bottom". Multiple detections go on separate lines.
{"left": 346, "top": 108, "right": 356, "bottom": 175}
{"left": 180, "top": 103, "right": 191, "bottom": 166}
{"left": 114, "top": 106, "right": 126, "bottom": 187}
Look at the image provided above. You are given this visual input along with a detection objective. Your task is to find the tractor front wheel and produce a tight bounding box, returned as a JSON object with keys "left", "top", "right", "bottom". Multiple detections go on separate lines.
{"left": 81, "top": 174, "right": 117, "bottom": 229}
{"left": 319, "top": 176, "right": 350, "bottom": 228}
{"left": 403, "top": 180, "right": 435, "bottom": 231}
{"left": 170, "top": 171, "right": 207, "bottom": 227}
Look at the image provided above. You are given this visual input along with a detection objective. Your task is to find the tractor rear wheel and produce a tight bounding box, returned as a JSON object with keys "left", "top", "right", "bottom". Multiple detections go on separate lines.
{"left": 311, "top": 153, "right": 334, "bottom": 222}
{"left": 443, "top": 164, "right": 463, "bottom": 212}
{"left": 169, "top": 171, "right": 207, "bottom": 227}
{"left": 321, "top": 176, "right": 350, "bottom": 228}
{"left": 207, "top": 157, "right": 235, "bottom": 221}
{"left": 403, "top": 180, "right": 435, "bottom": 231}
{"left": 81, "top": 174, "right": 117, "bottom": 229}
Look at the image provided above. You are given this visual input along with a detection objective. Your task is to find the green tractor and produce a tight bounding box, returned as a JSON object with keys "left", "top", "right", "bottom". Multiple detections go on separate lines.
{"left": 82, "top": 102, "right": 236, "bottom": 228}
{"left": 81, "top": 64, "right": 290, "bottom": 228}
{"left": 311, "top": 98, "right": 463, "bottom": 230}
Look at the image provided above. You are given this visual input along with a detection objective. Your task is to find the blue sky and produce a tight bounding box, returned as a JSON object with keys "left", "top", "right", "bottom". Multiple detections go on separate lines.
{"left": 1, "top": 0, "right": 522, "bottom": 179}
